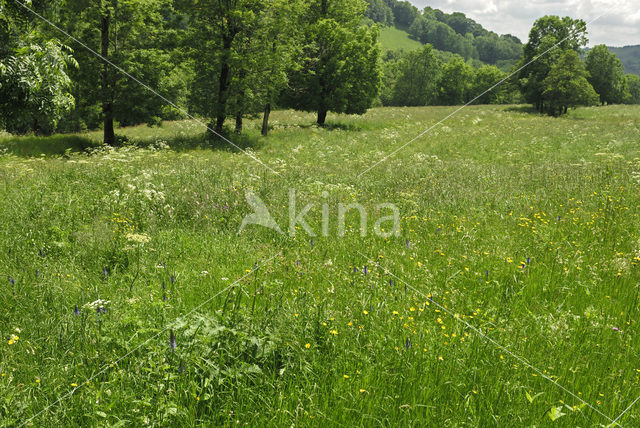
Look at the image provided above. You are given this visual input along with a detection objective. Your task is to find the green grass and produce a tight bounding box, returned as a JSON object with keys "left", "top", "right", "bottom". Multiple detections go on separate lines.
{"left": 1, "top": 105, "right": 640, "bottom": 426}
{"left": 379, "top": 25, "right": 423, "bottom": 53}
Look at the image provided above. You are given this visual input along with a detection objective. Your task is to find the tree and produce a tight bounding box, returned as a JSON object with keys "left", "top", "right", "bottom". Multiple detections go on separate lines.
{"left": 585, "top": 45, "right": 628, "bottom": 105}
{"left": 0, "top": 40, "right": 77, "bottom": 134}
{"left": 364, "top": 0, "right": 393, "bottom": 26}
{"left": 390, "top": 1, "right": 418, "bottom": 28}
{"left": 518, "top": 16, "right": 588, "bottom": 113}
{"left": 541, "top": 50, "right": 598, "bottom": 116}
{"left": 625, "top": 74, "right": 640, "bottom": 104}
{"left": 470, "top": 65, "right": 510, "bottom": 104}
{"left": 436, "top": 56, "right": 473, "bottom": 105}
{"left": 390, "top": 44, "right": 440, "bottom": 106}
{"left": 60, "top": 0, "right": 186, "bottom": 139}
{"left": 0, "top": 0, "right": 77, "bottom": 134}
{"left": 281, "top": 0, "right": 381, "bottom": 126}
{"left": 409, "top": 16, "right": 477, "bottom": 60}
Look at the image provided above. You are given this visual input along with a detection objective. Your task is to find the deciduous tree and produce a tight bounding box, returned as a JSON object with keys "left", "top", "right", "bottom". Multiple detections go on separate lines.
{"left": 585, "top": 45, "right": 628, "bottom": 105}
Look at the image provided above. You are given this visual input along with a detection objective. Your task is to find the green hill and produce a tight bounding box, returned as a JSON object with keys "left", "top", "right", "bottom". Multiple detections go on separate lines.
{"left": 608, "top": 46, "right": 640, "bottom": 76}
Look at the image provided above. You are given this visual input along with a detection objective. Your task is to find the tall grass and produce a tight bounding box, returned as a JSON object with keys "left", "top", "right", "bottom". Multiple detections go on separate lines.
{"left": 1, "top": 105, "right": 640, "bottom": 426}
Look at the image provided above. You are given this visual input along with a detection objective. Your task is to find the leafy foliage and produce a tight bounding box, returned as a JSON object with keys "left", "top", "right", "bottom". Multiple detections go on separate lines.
{"left": 585, "top": 45, "right": 629, "bottom": 105}
{"left": 625, "top": 73, "right": 640, "bottom": 104}
{"left": 519, "top": 15, "right": 589, "bottom": 114}
{"left": 281, "top": 0, "right": 381, "bottom": 125}
{"left": 542, "top": 50, "right": 599, "bottom": 115}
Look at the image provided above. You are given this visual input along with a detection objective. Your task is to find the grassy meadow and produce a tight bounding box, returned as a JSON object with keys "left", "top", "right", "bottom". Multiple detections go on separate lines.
{"left": 1, "top": 104, "right": 640, "bottom": 426}
{"left": 379, "top": 26, "right": 423, "bottom": 53}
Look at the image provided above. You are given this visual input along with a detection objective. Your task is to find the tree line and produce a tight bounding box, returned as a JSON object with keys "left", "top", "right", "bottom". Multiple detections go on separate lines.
{"left": 1, "top": 0, "right": 639, "bottom": 144}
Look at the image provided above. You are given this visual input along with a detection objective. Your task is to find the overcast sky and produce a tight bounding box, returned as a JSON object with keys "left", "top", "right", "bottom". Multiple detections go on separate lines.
{"left": 408, "top": 0, "right": 640, "bottom": 47}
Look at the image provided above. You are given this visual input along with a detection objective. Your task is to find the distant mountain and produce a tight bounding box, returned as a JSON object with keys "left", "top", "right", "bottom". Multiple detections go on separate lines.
{"left": 607, "top": 46, "right": 640, "bottom": 76}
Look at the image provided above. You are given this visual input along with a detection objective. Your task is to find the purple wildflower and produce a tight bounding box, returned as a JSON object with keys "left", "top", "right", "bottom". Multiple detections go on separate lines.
{"left": 170, "top": 275, "right": 175, "bottom": 285}
{"left": 526, "top": 257, "right": 531, "bottom": 265}
{"left": 406, "top": 239, "right": 411, "bottom": 249}
{"left": 363, "top": 266, "right": 368, "bottom": 275}
{"left": 389, "top": 279, "right": 393, "bottom": 286}
{"left": 74, "top": 305, "right": 80, "bottom": 316}
{"left": 169, "top": 330, "right": 177, "bottom": 350}
{"left": 103, "top": 267, "right": 108, "bottom": 277}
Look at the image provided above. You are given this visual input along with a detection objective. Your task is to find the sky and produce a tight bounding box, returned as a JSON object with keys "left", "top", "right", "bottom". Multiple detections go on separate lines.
{"left": 408, "top": 0, "right": 640, "bottom": 47}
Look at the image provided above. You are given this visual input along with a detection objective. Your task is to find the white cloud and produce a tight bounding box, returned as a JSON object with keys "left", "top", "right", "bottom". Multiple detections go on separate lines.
{"left": 409, "top": 0, "right": 639, "bottom": 46}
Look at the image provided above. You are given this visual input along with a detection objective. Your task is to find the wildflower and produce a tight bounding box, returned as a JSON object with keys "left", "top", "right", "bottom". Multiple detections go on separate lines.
{"left": 343, "top": 374, "right": 349, "bottom": 379}
{"left": 170, "top": 275, "right": 175, "bottom": 284}
{"left": 103, "top": 267, "right": 108, "bottom": 277}
{"left": 71, "top": 383, "right": 78, "bottom": 387}
{"left": 363, "top": 266, "right": 368, "bottom": 275}
{"left": 363, "top": 310, "right": 369, "bottom": 315}
{"left": 169, "top": 330, "right": 177, "bottom": 350}
{"left": 406, "top": 239, "right": 411, "bottom": 249}
{"left": 125, "top": 233, "right": 150, "bottom": 244}
{"left": 389, "top": 279, "right": 393, "bottom": 286}
{"left": 405, "top": 338, "right": 411, "bottom": 349}
{"left": 359, "top": 389, "right": 367, "bottom": 393}
{"left": 305, "top": 343, "right": 311, "bottom": 349}
{"left": 329, "top": 330, "right": 338, "bottom": 336}
{"left": 74, "top": 305, "right": 80, "bottom": 316}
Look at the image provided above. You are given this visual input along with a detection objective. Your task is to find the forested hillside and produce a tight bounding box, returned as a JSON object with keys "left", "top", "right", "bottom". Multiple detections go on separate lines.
{"left": 366, "top": 0, "right": 523, "bottom": 70}
{"left": 608, "top": 46, "right": 640, "bottom": 76}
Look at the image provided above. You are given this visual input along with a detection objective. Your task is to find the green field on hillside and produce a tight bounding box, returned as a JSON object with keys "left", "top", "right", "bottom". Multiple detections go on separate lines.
{"left": 379, "top": 25, "right": 423, "bottom": 53}
{"left": 1, "top": 105, "right": 640, "bottom": 426}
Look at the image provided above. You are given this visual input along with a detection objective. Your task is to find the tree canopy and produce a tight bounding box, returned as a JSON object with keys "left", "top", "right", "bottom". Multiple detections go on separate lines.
{"left": 585, "top": 44, "right": 629, "bottom": 105}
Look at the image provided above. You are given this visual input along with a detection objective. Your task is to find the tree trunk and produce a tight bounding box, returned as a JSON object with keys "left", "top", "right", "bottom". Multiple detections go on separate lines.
{"left": 235, "top": 112, "right": 243, "bottom": 134}
{"left": 214, "top": 35, "right": 234, "bottom": 135}
{"left": 261, "top": 103, "right": 271, "bottom": 136}
{"left": 317, "top": 109, "right": 327, "bottom": 126}
{"left": 101, "top": 5, "right": 115, "bottom": 146}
